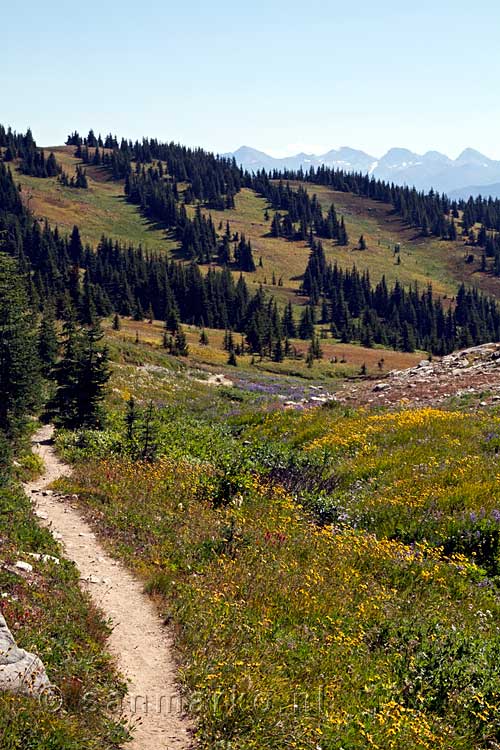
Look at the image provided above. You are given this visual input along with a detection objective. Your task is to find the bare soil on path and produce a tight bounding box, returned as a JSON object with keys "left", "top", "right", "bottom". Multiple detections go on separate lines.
{"left": 24, "top": 424, "right": 194, "bottom": 750}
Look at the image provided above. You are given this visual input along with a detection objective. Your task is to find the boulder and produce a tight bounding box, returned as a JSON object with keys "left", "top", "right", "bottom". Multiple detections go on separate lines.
{"left": 0, "top": 612, "right": 53, "bottom": 697}
{"left": 372, "top": 382, "right": 390, "bottom": 392}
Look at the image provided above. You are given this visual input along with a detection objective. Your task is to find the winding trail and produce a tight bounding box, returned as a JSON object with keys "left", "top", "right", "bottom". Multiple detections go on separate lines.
{"left": 24, "top": 424, "right": 194, "bottom": 750}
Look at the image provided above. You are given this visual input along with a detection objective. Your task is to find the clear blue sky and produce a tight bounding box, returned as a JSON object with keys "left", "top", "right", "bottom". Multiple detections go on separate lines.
{"left": 3, "top": 0, "right": 500, "bottom": 158}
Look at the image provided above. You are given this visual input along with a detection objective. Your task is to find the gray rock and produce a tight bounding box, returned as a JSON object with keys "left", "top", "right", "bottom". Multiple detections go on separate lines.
{"left": 0, "top": 613, "right": 53, "bottom": 697}
{"left": 372, "top": 382, "right": 390, "bottom": 392}
{"left": 14, "top": 561, "right": 33, "bottom": 573}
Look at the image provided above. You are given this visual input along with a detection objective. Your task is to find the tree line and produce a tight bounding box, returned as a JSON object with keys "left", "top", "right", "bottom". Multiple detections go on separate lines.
{"left": 301, "top": 241, "right": 500, "bottom": 353}
{"left": 0, "top": 125, "right": 60, "bottom": 178}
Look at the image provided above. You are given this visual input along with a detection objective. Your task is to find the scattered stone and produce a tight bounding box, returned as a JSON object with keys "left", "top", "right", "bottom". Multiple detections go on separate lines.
{"left": 372, "top": 382, "right": 390, "bottom": 392}
{"left": 26, "top": 553, "right": 60, "bottom": 565}
{"left": 0, "top": 613, "right": 53, "bottom": 697}
{"left": 14, "top": 561, "right": 33, "bottom": 573}
{"left": 83, "top": 575, "right": 102, "bottom": 585}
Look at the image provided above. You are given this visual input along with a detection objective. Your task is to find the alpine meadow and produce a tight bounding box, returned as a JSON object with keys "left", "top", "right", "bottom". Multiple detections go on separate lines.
{"left": 2, "top": 2, "right": 500, "bottom": 749}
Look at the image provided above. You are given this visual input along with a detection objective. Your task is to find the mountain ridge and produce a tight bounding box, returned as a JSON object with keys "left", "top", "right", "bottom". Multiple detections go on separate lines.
{"left": 226, "top": 144, "right": 500, "bottom": 198}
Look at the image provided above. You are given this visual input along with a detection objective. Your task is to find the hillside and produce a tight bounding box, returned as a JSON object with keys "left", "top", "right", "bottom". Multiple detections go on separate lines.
{"left": 290, "top": 181, "right": 500, "bottom": 300}
{"left": 13, "top": 144, "right": 500, "bottom": 310}
{"left": 15, "top": 146, "right": 174, "bottom": 252}
{"left": 3, "top": 125, "right": 500, "bottom": 750}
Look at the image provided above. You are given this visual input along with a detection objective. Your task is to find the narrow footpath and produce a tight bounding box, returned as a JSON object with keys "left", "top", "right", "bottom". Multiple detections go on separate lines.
{"left": 24, "top": 424, "right": 194, "bottom": 750}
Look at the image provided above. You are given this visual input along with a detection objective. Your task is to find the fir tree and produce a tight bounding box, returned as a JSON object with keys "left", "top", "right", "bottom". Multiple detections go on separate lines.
{"left": 0, "top": 254, "right": 41, "bottom": 439}
{"left": 49, "top": 321, "right": 110, "bottom": 429}
{"left": 38, "top": 308, "right": 58, "bottom": 377}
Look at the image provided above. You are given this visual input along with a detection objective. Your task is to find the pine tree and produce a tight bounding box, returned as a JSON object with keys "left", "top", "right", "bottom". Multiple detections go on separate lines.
{"left": 174, "top": 327, "right": 189, "bottom": 356}
{"left": 273, "top": 338, "right": 284, "bottom": 362}
{"left": 50, "top": 322, "right": 110, "bottom": 429}
{"left": 38, "top": 308, "right": 58, "bottom": 377}
{"left": 338, "top": 216, "right": 348, "bottom": 246}
{"left": 48, "top": 318, "right": 81, "bottom": 426}
{"left": 199, "top": 329, "right": 209, "bottom": 345}
{"left": 0, "top": 254, "right": 41, "bottom": 439}
{"left": 112, "top": 313, "right": 121, "bottom": 330}
{"left": 299, "top": 306, "right": 315, "bottom": 339}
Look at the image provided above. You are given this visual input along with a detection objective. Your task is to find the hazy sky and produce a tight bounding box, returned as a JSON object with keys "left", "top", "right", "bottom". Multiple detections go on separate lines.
{"left": 3, "top": 0, "right": 500, "bottom": 158}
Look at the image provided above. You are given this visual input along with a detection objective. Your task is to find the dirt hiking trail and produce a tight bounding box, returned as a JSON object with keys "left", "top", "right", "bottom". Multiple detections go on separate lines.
{"left": 24, "top": 424, "right": 194, "bottom": 750}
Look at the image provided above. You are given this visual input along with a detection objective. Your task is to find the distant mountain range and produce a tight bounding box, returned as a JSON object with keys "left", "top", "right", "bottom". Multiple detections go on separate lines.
{"left": 225, "top": 145, "right": 500, "bottom": 199}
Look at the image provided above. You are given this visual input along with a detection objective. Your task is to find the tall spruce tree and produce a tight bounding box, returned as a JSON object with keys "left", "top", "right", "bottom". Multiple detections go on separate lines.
{"left": 38, "top": 307, "right": 59, "bottom": 377}
{"left": 49, "top": 321, "right": 110, "bottom": 429}
{"left": 0, "top": 253, "right": 41, "bottom": 439}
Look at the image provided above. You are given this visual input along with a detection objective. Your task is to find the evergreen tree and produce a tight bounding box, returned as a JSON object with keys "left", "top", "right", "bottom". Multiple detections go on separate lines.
{"left": 299, "top": 306, "right": 315, "bottom": 339}
{"left": 38, "top": 308, "right": 58, "bottom": 377}
{"left": 176, "top": 328, "right": 189, "bottom": 356}
{"left": 0, "top": 254, "right": 41, "bottom": 439}
{"left": 50, "top": 322, "right": 110, "bottom": 429}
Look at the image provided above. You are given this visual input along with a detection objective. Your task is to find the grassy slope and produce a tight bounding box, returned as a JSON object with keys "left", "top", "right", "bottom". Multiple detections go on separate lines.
{"left": 15, "top": 147, "right": 174, "bottom": 252}
{"left": 291, "top": 181, "right": 500, "bottom": 299}
{"left": 194, "top": 182, "right": 500, "bottom": 306}
{"left": 16, "top": 146, "right": 500, "bottom": 306}
{"left": 105, "top": 316, "right": 422, "bottom": 380}
{"left": 54, "top": 336, "right": 500, "bottom": 750}
{"left": 188, "top": 188, "right": 311, "bottom": 305}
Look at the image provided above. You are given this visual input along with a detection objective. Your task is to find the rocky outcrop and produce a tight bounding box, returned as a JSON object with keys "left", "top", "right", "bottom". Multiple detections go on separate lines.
{"left": 335, "top": 343, "right": 500, "bottom": 408}
{"left": 0, "top": 612, "right": 53, "bottom": 697}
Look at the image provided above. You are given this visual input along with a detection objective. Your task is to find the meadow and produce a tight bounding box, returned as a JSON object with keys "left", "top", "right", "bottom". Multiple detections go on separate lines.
{"left": 104, "top": 316, "right": 422, "bottom": 381}
{"left": 53, "top": 333, "right": 500, "bottom": 750}
{"left": 15, "top": 147, "right": 173, "bottom": 252}
{"left": 290, "top": 181, "right": 500, "bottom": 301}
{"left": 16, "top": 145, "right": 500, "bottom": 313}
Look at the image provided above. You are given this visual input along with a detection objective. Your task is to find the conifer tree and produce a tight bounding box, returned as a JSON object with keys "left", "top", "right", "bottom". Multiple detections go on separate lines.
{"left": 0, "top": 254, "right": 41, "bottom": 439}
{"left": 49, "top": 321, "right": 110, "bottom": 429}
{"left": 172, "top": 327, "right": 189, "bottom": 356}
{"left": 338, "top": 217, "right": 348, "bottom": 246}
{"left": 38, "top": 308, "right": 58, "bottom": 377}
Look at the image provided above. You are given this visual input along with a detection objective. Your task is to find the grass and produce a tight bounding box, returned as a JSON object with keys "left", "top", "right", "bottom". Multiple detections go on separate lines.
{"left": 14, "top": 147, "right": 174, "bottom": 253}
{"left": 187, "top": 188, "right": 311, "bottom": 305}
{"left": 17, "top": 146, "right": 500, "bottom": 310}
{"left": 14, "top": 145, "right": 500, "bottom": 309}
{"left": 290, "top": 181, "right": 500, "bottom": 300}
{"left": 104, "top": 316, "right": 422, "bottom": 382}
{"left": 0, "top": 479, "right": 128, "bottom": 749}
{"left": 52, "top": 335, "right": 500, "bottom": 750}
